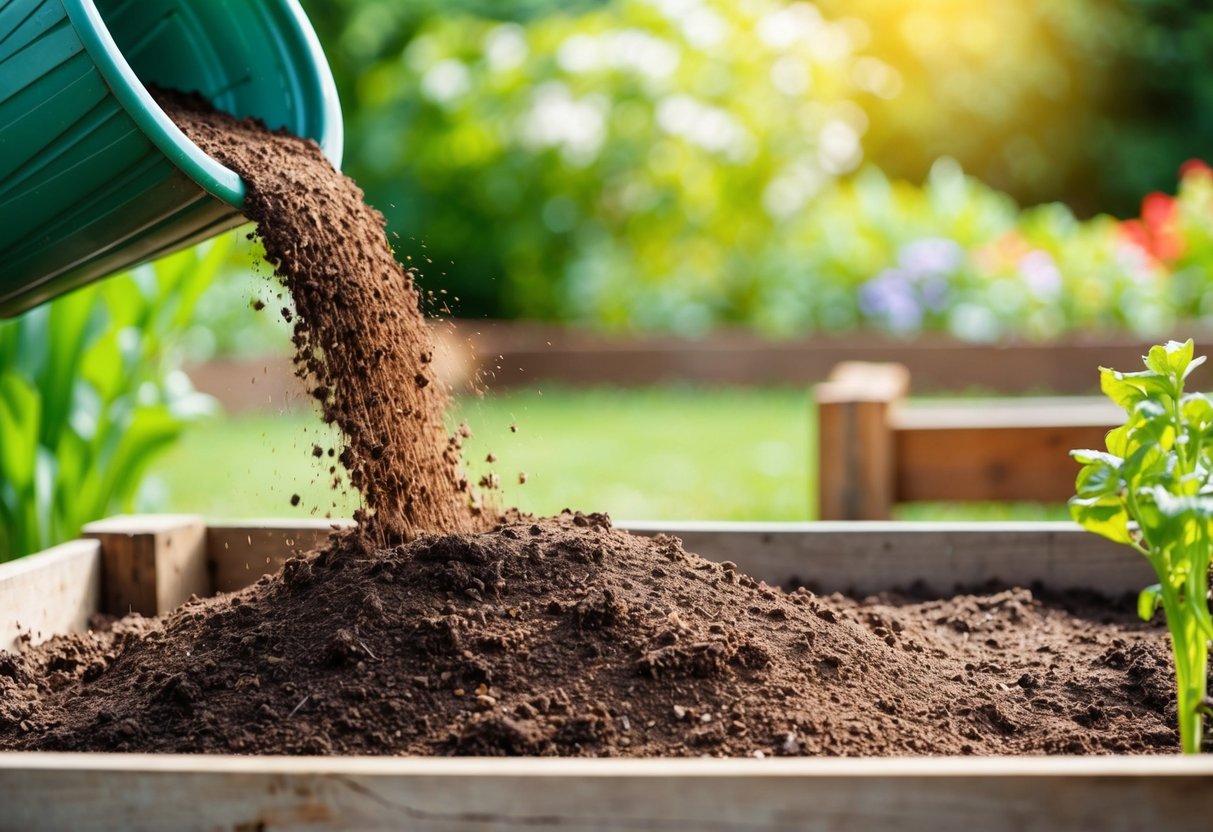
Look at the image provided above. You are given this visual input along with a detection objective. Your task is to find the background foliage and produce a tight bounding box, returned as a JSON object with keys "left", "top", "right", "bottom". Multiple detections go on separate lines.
{"left": 280, "top": 0, "right": 1213, "bottom": 327}
{"left": 0, "top": 244, "right": 224, "bottom": 561}
{"left": 813, "top": 0, "right": 1213, "bottom": 217}
{"left": 304, "top": 0, "right": 870, "bottom": 324}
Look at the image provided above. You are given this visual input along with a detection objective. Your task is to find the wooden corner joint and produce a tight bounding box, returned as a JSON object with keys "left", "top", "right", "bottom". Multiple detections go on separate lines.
{"left": 82, "top": 515, "right": 209, "bottom": 618}
{"left": 816, "top": 361, "right": 911, "bottom": 405}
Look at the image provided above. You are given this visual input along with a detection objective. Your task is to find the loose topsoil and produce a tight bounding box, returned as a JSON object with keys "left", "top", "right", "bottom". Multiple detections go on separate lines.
{"left": 0, "top": 97, "right": 1180, "bottom": 757}
{"left": 0, "top": 513, "right": 1177, "bottom": 756}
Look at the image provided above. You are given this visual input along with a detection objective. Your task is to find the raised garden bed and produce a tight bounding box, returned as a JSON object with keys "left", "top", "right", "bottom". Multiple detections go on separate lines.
{"left": 814, "top": 361, "right": 1123, "bottom": 519}
{"left": 185, "top": 323, "right": 1213, "bottom": 413}
{"left": 436, "top": 322, "right": 1213, "bottom": 394}
{"left": 2, "top": 516, "right": 1212, "bottom": 830}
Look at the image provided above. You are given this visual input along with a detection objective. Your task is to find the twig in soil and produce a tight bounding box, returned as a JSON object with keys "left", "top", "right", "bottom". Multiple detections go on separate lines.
{"left": 288, "top": 694, "right": 310, "bottom": 718}
{"left": 358, "top": 640, "right": 380, "bottom": 661}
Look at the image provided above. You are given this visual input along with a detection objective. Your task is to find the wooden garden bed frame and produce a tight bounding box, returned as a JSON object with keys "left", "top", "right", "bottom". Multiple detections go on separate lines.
{"left": 2, "top": 516, "right": 1212, "bottom": 831}
{"left": 815, "top": 361, "right": 1124, "bottom": 520}
{"left": 186, "top": 323, "right": 1213, "bottom": 413}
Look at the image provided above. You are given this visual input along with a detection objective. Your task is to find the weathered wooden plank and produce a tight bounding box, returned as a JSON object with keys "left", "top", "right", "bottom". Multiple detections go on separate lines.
{"left": 815, "top": 362, "right": 909, "bottom": 520}
{"left": 895, "top": 397, "right": 1121, "bottom": 430}
{"left": 814, "top": 362, "right": 1126, "bottom": 516}
{"left": 895, "top": 423, "right": 1112, "bottom": 503}
{"left": 201, "top": 519, "right": 1154, "bottom": 599}
{"left": 622, "top": 521, "right": 1154, "bottom": 597}
{"left": 0, "top": 540, "right": 101, "bottom": 653}
{"left": 1, "top": 753, "right": 1210, "bottom": 832}
{"left": 188, "top": 324, "right": 1213, "bottom": 410}
{"left": 82, "top": 516, "right": 208, "bottom": 617}
{"left": 452, "top": 321, "right": 1213, "bottom": 394}
{"left": 206, "top": 519, "right": 353, "bottom": 593}
{"left": 891, "top": 396, "right": 1120, "bottom": 503}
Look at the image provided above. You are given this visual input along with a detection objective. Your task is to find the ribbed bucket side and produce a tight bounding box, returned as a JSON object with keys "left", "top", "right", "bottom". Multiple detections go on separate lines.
{"left": 0, "top": 0, "right": 243, "bottom": 315}
{"left": 0, "top": 0, "right": 340, "bottom": 317}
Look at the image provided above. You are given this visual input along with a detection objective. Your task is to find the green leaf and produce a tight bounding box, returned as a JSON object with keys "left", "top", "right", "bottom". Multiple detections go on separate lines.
{"left": 1071, "top": 449, "right": 1122, "bottom": 466}
{"left": 99, "top": 405, "right": 187, "bottom": 512}
{"left": 1138, "top": 584, "right": 1163, "bottom": 622}
{"left": 1148, "top": 486, "right": 1213, "bottom": 520}
{"left": 1073, "top": 459, "right": 1122, "bottom": 499}
{"left": 1163, "top": 339, "right": 1195, "bottom": 377}
{"left": 80, "top": 331, "right": 125, "bottom": 403}
{"left": 1068, "top": 495, "right": 1133, "bottom": 544}
{"left": 0, "top": 243, "right": 214, "bottom": 560}
{"left": 1146, "top": 344, "right": 1173, "bottom": 377}
{"left": 1100, "top": 367, "right": 1173, "bottom": 410}
{"left": 0, "top": 376, "right": 39, "bottom": 491}
{"left": 1105, "top": 423, "right": 1131, "bottom": 457}
{"left": 1120, "top": 442, "right": 1171, "bottom": 489}
{"left": 1182, "top": 355, "right": 1206, "bottom": 381}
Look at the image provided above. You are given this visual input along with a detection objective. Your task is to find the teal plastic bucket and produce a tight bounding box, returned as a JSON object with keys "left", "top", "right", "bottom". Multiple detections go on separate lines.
{"left": 0, "top": 0, "right": 342, "bottom": 316}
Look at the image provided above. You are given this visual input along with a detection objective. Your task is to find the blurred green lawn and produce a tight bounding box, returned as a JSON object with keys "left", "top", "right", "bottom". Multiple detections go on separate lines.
{"left": 146, "top": 386, "right": 1070, "bottom": 523}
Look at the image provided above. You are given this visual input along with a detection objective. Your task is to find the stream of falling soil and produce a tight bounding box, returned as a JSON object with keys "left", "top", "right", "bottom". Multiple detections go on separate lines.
{"left": 159, "top": 91, "right": 487, "bottom": 541}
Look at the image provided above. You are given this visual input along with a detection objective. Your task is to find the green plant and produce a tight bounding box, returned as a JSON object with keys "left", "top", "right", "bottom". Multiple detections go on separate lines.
{"left": 0, "top": 241, "right": 228, "bottom": 561}
{"left": 1069, "top": 339, "right": 1213, "bottom": 753}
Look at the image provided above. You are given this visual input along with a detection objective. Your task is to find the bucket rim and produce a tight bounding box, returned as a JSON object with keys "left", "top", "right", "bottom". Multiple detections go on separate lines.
{"left": 62, "top": 0, "right": 344, "bottom": 210}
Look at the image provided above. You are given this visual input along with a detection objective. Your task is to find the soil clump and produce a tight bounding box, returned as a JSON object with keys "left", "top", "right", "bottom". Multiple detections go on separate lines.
{"left": 0, "top": 512, "right": 1175, "bottom": 756}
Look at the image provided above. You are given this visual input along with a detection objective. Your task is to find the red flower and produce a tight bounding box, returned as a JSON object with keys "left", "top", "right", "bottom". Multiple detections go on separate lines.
{"left": 1142, "top": 192, "right": 1177, "bottom": 229}
{"left": 1180, "top": 159, "right": 1213, "bottom": 181}
{"left": 1119, "top": 192, "right": 1184, "bottom": 264}
{"left": 1118, "top": 219, "right": 1150, "bottom": 252}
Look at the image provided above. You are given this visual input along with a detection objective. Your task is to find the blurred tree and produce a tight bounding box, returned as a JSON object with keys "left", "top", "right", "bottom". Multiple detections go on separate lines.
{"left": 1092, "top": 0, "right": 1213, "bottom": 214}
{"left": 815, "top": 0, "right": 1213, "bottom": 218}
{"left": 301, "top": 0, "right": 585, "bottom": 316}
{"left": 815, "top": 0, "right": 1133, "bottom": 215}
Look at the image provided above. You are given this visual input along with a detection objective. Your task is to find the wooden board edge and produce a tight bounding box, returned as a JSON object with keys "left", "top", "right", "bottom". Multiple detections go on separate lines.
{"left": 206, "top": 521, "right": 352, "bottom": 593}
{"left": 206, "top": 518, "right": 1084, "bottom": 535}
{"left": 4, "top": 519, "right": 1152, "bottom": 616}
{"left": 3, "top": 751, "right": 1213, "bottom": 776}
{"left": 199, "top": 519, "right": 1150, "bottom": 598}
{"left": 0, "top": 540, "right": 102, "bottom": 653}
{"left": 206, "top": 518, "right": 357, "bottom": 532}
{"left": 620, "top": 521, "right": 1151, "bottom": 597}
{"left": 1, "top": 752, "right": 1210, "bottom": 832}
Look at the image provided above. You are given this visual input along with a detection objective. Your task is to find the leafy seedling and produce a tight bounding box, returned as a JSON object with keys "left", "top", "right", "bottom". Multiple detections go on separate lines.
{"left": 1070, "top": 339, "right": 1213, "bottom": 753}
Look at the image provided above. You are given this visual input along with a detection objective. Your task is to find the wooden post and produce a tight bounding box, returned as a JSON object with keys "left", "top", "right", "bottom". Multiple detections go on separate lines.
{"left": 83, "top": 515, "right": 209, "bottom": 617}
{"left": 814, "top": 362, "right": 910, "bottom": 520}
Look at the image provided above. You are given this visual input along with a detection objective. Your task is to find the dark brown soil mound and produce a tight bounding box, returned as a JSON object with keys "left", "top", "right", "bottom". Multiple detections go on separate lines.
{"left": 0, "top": 513, "right": 1174, "bottom": 756}
{"left": 156, "top": 91, "right": 485, "bottom": 540}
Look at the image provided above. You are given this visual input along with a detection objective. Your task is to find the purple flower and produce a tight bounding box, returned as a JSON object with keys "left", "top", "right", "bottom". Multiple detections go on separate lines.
{"left": 860, "top": 268, "right": 923, "bottom": 332}
{"left": 1018, "top": 250, "right": 1061, "bottom": 299}
{"left": 859, "top": 239, "right": 967, "bottom": 332}
{"left": 897, "top": 238, "right": 964, "bottom": 280}
{"left": 919, "top": 275, "right": 951, "bottom": 311}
